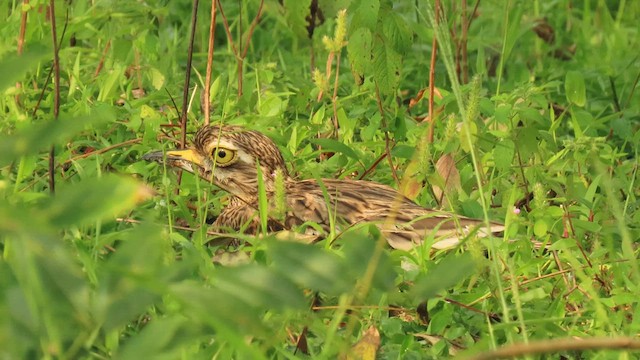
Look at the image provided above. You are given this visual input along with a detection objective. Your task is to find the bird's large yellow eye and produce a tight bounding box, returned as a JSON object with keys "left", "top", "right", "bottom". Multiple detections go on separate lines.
{"left": 211, "top": 147, "right": 237, "bottom": 166}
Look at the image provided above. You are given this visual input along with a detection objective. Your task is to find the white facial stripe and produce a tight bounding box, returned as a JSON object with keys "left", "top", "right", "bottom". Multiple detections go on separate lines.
{"left": 205, "top": 139, "right": 237, "bottom": 153}
{"left": 237, "top": 150, "right": 254, "bottom": 165}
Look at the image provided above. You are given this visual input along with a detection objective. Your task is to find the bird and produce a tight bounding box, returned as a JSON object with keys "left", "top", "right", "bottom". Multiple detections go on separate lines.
{"left": 142, "top": 125, "right": 504, "bottom": 251}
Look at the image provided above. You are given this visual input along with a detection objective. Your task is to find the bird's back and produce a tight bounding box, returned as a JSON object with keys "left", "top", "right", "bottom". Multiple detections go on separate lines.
{"left": 286, "top": 179, "right": 504, "bottom": 250}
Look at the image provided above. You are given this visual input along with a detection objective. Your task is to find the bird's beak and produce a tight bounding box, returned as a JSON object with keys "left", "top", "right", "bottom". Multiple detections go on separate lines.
{"left": 142, "top": 148, "right": 206, "bottom": 175}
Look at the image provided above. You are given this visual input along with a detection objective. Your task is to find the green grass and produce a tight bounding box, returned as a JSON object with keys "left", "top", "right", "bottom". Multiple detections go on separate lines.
{"left": 1, "top": 0, "right": 639, "bottom": 358}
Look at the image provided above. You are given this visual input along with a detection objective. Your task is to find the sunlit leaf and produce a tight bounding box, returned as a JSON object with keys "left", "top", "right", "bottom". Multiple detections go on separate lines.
{"left": 342, "top": 326, "right": 381, "bottom": 360}
{"left": 565, "top": 70, "right": 586, "bottom": 107}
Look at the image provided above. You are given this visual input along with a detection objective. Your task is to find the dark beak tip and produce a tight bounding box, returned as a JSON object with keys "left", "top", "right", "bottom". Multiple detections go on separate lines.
{"left": 141, "top": 151, "right": 164, "bottom": 162}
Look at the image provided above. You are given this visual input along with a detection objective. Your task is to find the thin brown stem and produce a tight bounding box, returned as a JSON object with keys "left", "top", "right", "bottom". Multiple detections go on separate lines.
{"left": 461, "top": 0, "right": 469, "bottom": 84}
{"left": 60, "top": 138, "right": 142, "bottom": 166}
{"left": 358, "top": 152, "right": 389, "bottom": 180}
{"left": 176, "top": 0, "right": 200, "bottom": 189}
{"left": 241, "top": 0, "right": 263, "bottom": 60}
{"left": 93, "top": 40, "right": 111, "bottom": 78}
{"left": 373, "top": 81, "right": 400, "bottom": 185}
{"left": 330, "top": 51, "right": 341, "bottom": 135}
{"left": 466, "top": 337, "right": 640, "bottom": 360}
{"left": 427, "top": 0, "right": 440, "bottom": 143}
{"left": 216, "top": 0, "right": 239, "bottom": 56}
{"left": 216, "top": 0, "right": 263, "bottom": 97}
{"left": 15, "top": 0, "right": 29, "bottom": 105}
{"left": 204, "top": 0, "right": 218, "bottom": 126}
{"left": 17, "top": 0, "right": 29, "bottom": 54}
{"left": 48, "top": 0, "right": 61, "bottom": 194}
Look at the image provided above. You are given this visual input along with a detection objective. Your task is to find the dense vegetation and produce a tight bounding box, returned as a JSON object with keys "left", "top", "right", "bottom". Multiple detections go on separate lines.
{"left": 1, "top": 0, "right": 639, "bottom": 358}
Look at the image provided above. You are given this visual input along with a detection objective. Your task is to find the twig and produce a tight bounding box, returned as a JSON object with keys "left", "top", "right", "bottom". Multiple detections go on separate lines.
{"left": 204, "top": 0, "right": 218, "bottom": 126}
{"left": 373, "top": 81, "right": 400, "bottom": 185}
{"left": 216, "top": 0, "right": 264, "bottom": 96}
{"left": 465, "top": 337, "right": 640, "bottom": 360}
{"left": 48, "top": 0, "right": 61, "bottom": 194}
{"left": 330, "top": 51, "right": 341, "bottom": 134}
{"left": 358, "top": 152, "right": 389, "bottom": 180}
{"left": 216, "top": 0, "right": 238, "bottom": 55}
{"left": 60, "top": 138, "right": 142, "bottom": 166}
{"left": 176, "top": 0, "right": 200, "bottom": 189}
{"left": 461, "top": 0, "right": 469, "bottom": 84}
{"left": 15, "top": 0, "right": 29, "bottom": 105}
{"left": 427, "top": 0, "right": 440, "bottom": 143}
{"left": 94, "top": 40, "right": 111, "bottom": 78}
{"left": 241, "top": 0, "right": 263, "bottom": 60}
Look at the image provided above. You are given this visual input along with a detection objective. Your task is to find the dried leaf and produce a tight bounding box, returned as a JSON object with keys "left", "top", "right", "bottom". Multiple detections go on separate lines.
{"left": 341, "top": 326, "right": 381, "bottom": 360}
{"left": 431, "top": 154, "right": 460, "bottom": 207}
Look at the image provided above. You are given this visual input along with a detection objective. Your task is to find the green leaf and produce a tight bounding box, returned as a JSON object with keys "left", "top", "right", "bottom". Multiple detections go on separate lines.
{"left": 310, "top": 138, "right": 360, "bottom": 161}
{"left": 116, "top": 317, "right": 198, "bottom": 360}
{"left": 494, "top": 138, "right": 515, "bottom": 170}
{"left": 348, "top": 27, "right": 373, "bottom": 84}
{"left": 349, "top": 0, "right": 380, "bottom": 31}
{"left": 340, "top": 228, "right": 395, "bottom": 291}
{"left": 459, "top": 121, "right": 478, "bottom": 153}
{"left": 382, "top": 12, "right": 412, "bottom": 54}
{"left": 410, "top": 253, "right": 475, "bottom": 302}
{"left": 43, "top": 175, "right": 153, "bottom": 228}
{"left": 283, "top": 0, "right": 313, "bottom": 39}
{"left": 213, "top": 264, "right": 307, "bottom": 311}
{"left": 0, "top": 103, "right": 116, "bottom": 166}
{"left": 533, "top": 219, "right": 549, "bottom": 237}
{"left": 268, "top": 241, "right": 350, "bottom": 295}
{"left": 565, "top": 70, "right": 586, "bottom": 107}
{"left": 95, "top": 223, "right": 174, "bottom": 331}
{"left": 0, "top": 45, "right": 50, "bottom": 91}
{"left": 372, "top": 36, "right": 402, "bottom": 95}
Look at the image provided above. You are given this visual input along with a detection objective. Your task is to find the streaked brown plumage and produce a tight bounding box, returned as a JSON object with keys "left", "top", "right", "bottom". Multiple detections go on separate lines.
{"left": 143, "top": 125, "right": 504, "bottom": 250}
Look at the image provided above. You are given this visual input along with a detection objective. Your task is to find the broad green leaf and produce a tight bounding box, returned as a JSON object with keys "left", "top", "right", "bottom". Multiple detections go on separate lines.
{"left": 0, "top": 45, "right": 50, "bottom": 91}
{"left": 494, "top": 138, "right": 515, "bottom": 170}
{"left": 340, "top": 227, "right": 395, "bottom": 292}
{"left": 268, "top": 240, "right": 350, "bottom": 295}
{"left": 565, "top": 70, "right": 586, "bottom": 107}
{"left": 382, "top": 12, "right": 412, "bottom": 54}
{"left": 43, "top": 175, "right": 153, "bottom": 228}
{"left": 283, "top": 0, "right": 313, "bottom": 39}
{"left": 349, "top": 0, "right": 380, "bottom": 31}
{"left": 348, "top": 27, "right": 373, "bottom": 84}
{"left": 0, "top": 103, "right": 116, "bottom": 166}
{"left": 410, "top": 253, "right": 475, "bottom": 302}
{"left": 169, "top": 281, "right": 270, "bottom": 356}
{"left": 116, "top": 317, "right": 198, "bottom": 360}
{"left": 96, "top": 223, "right": 168, "bottom": 331}
{"left": 258, "top": 94, "right": 284, "bottom": 117}
{"left": 213, "top": 264, "right": 306, "bottom": 310}
{"left": 533, "top": 219, "right": 549, "bottom": 237}
{"left": 311, "top": 104, "right": 326, "bottom": 124}
{"left": 149, "top": 67, "right": 165, "bottom": 90}
{"left": 459, "top": 121, "right": 478, "bottom": 153}
{"left": 372, "top": 36, "right": 402, "bottom": 95}
{"left": 310, "top": 138, "right": 360, "bottom": 161}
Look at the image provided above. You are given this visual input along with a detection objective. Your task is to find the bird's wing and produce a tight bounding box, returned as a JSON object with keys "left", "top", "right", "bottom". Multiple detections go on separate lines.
{"left": 214, "top": 196, "right": 285, "bottom": 233}
{"left": 287, "top": 179, "right": 504, "bottom": 250}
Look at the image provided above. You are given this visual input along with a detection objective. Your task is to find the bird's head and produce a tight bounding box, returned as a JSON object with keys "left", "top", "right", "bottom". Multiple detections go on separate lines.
{"left": 143, "top": 125, "right": 289, "bottom": 201}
